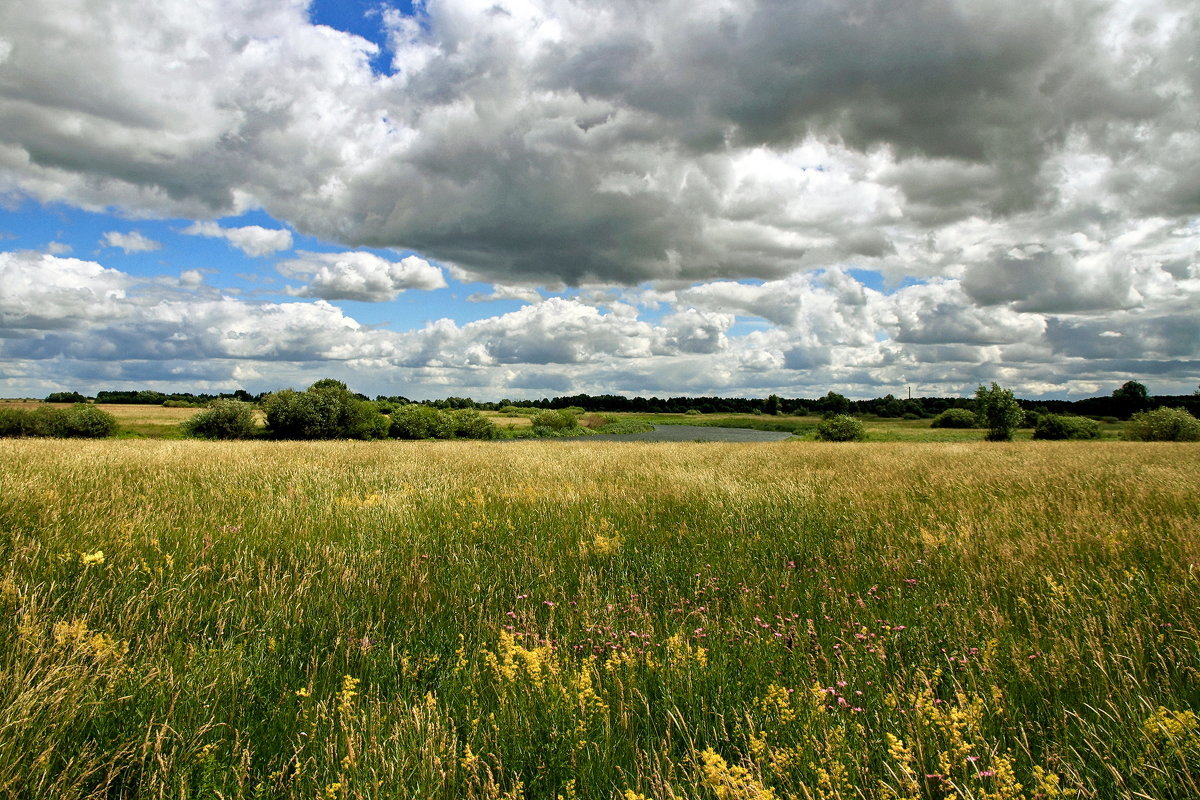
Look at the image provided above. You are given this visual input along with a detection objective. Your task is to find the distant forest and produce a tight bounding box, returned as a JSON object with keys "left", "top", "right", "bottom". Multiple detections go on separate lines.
{"left": 42, "top": 381, "right": 1200, "bottom": 421}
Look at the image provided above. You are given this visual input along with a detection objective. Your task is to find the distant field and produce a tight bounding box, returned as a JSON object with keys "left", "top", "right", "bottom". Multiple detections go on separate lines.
{"left": 1, "top": 439, "right": 1197, "bottom": 798}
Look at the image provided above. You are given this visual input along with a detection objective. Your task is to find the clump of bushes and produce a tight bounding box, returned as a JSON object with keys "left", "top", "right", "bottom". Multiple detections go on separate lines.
{"left": 0, "top": 404, "right": 117, "bottom": 438}
{"left": 263, "top": 379, "right": 388, "bottom": 440}
{"left": 532, "top": 409, "right": 582, "bottom": 436}
{"left": 450, "top": 409, "right": 498, "bottom": 440}
{"left": 1123, "top": 407, "right": 1200, "bottom": 442}
{"left": 182, "top": 399, "right": 258, "bottom": 440}
{"left": 388, "top": 405, "right": 497, "bottom": 440}
{"left": 930, "top": 408, "right": 978, "bottom": 428}
{"left": 1033, "top": 414, "right": 1100, "bottom": 440}
{"left": 815, "top": 414, "right": 866, "bottom": 442}
{"left": 389, "top": 405, "right": 454, "bottom": 439}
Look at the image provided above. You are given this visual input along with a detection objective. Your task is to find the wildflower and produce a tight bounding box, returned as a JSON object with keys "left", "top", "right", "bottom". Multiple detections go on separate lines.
{"left": 337, "top": 675, "right": 360, "bottom": 715}
{"left": 80, "top": 550, "right": 105, "bottom": 566}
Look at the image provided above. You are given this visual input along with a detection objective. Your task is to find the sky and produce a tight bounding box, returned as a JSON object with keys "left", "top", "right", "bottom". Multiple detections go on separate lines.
{"left": 1, "top": 0, "right": 1198, "bottom": 401}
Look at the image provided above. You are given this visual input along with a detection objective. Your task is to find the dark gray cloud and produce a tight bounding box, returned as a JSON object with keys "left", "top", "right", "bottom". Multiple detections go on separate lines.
{"left": 2, "top": 0, "right": 1195, "bottom": 287}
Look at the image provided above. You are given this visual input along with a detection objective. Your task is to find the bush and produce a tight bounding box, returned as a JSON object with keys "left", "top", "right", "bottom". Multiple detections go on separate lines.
{"left": 263, "top": 380, "right": 387, "bottom": 440}
{"left": 390, "top": 405, "right": 454, "bottom": 439}
{"left": 1, "top": 404, "right": 117, "bottom": 438}
{"left": 59, "top": 404, "right": 118, "bottom": 438}
{"left": 533, "top": 409, "right": 579, "bottom": 433}
{"left": 450, "top": 409, "right": 498, "bottom": 440}
{"left": 684, "top": 408, "right": 703, "bottom": 415}
{"left": 815, "top": 414, "right": 866, "bottom": 442}
{"left": 1123, "top": 407, "right": 1200, "bottom": 442}
{"left": 1033, "top": 414, "right": 1100, "bottom": 441}
{"left": 975, "top": 383, "right": 1023, "bottom": 442}
{"left": 930, "top": 408, "right": 978, "bottom": 429}
{"left": 182, "top": 399, "right": 258, "bottom": 440}
{"left": 0, "top": 407, "right": 59, "bottom": 437}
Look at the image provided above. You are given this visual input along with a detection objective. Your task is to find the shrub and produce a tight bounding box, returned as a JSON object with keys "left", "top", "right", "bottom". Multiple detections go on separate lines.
{"left": 450, "top": 409, "right": 498, "bottom": 440}
{"left": 2, "top": 404, "right": 118, "bottom": 438}
{"left": 533, "top": 409, "right": 579, "bottom": 432}
{"left": 1033, "top": 414, "right": 1101, "bottom": 440}
{"left": 390, "top": 405, "right": 454, "bottom": 439}
{"left": 815, "top": 414, "right": 866, "bottom": 442}
{"left": 684, "top": 408, "right": 703, "bottom": 415}
{"left": 263, "top": 380, "right": 387, "bottom": 440}
{"left": 59, "top": 404, "right": 118, "bottom": 438}
{"left": 1123, "top": 407, "right": 1200, "bottom": 442}
{"left": 975, "top": 383, "right": 1023, "bottom": 442}
{"left": 182, "top": 399, "right": 258, "bottom": 440}
{"left": 0, "top": 408, "right": 34, "bottom": 437}
{"left": 930, "top": 408, "right": 978, "bottom": 428}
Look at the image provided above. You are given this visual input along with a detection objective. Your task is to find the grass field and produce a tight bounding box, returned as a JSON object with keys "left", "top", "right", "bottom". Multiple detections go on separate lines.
{"left": 1, "top": 439, "right": 1198, "bottom": 798}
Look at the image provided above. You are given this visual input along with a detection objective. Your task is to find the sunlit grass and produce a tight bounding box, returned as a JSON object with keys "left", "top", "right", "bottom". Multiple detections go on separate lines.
{"left": 1, "top": 440, "right": 1198, "bottom": 798}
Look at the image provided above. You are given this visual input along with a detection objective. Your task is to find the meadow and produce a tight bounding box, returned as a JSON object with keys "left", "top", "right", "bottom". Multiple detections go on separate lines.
{"left": 1, "top": 438, "right": 1198, "bottom": 799}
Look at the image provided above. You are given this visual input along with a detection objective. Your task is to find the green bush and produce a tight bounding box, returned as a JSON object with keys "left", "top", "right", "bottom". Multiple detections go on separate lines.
{"left": 1033, "top": 414, "right": 1101, "bottom": 440}
{"left": 263, "top": 380, "right": 387, "bottom": 440}
{"left": 684, "top": 408, "right": 703, "bottom": 415}
{"left": 1123, "top": 407, "right": 1200, "bottom": 442}
{"left": 815, "top": 414, "right": 866, "bottom": 442}
{"left": 532, "top": 409, "right": 579, "bottom": 433}
{"left": 0, "top": 404, "right": 117, "bottom": 438}
{"left": 930, "top": 408, "right": 978, "bottom": 428}
{"left": 59, "top": 404, "right": 118, "bottom": 438}
{"left": 182, "top": 400, "right": 258, "bottom": 440}
{"left": 450, "top": 409, "right": 498, "bottom": 440}
{"left": 0, "top": 407, "right": 59, "bottom": 437}
{"left": 389, "top": 405, "right": 454, "bottom": 439}
{"left": 975, "top": 383, "right": 1023, "bottom": 442}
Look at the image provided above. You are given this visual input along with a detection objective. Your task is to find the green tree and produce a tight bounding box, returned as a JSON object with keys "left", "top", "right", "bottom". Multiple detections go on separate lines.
{"left": 819, "top": 391, "right": 850, "bottom": 416}
{"left": 1112, "top": 380, "right": 1150, "bottom": 419}
{"left": 975, "top": 383, "right": 1023, "bottom": 442}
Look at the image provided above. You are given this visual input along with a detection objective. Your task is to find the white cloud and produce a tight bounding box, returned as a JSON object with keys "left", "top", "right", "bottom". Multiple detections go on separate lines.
{"left": 183, "top": 221, "right": 293, "bottom": 256}
{"left": 278, "top": 251, "right": 446, "bottom": 301}
{"left": 0, "top": 1, "right": 1199, "bottom": 396}
{"left": 101, "top": 231, "right": 160, "bottom": 253}
{"left": 3, "top": 251, "right": 1200, "bottom": 398}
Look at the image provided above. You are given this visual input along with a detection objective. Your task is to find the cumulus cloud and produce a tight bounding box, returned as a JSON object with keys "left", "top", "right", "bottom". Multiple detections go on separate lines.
{"left": 4, "top": 250, "right": 1200, "bottom": 399}
{"left": 0, "top": 0, "right": 1195, "bottom": 288}
{"left": 101, "top": 231, "right": 160, "bottom": 253}
{"left": 183, "top": 221, "right": 293, "bottom": 256}
{"left": 1, "top": 1, "right": 1199, "bottom": 396}
{"left": 277, "top": 251, "right": 447, "bottom": 301}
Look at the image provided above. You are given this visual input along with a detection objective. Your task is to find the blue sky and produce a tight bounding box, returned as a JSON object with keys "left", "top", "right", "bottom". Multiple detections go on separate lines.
{"left": 1, "top": 0, "right": 1197, "bottom": 400}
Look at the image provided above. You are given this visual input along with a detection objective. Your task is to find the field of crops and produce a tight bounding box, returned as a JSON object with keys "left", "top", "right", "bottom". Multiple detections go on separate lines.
{"left": 2, "top": 439, "right": 1198, "bottom": 799}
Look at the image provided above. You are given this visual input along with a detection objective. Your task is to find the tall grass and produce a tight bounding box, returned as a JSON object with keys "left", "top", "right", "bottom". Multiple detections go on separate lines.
{"left": 1, "top": 440, "right": 1198, "bottom": 798}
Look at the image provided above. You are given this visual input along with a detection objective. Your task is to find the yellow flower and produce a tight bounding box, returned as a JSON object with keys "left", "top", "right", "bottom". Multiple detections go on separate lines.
{"left": 80, "top": 550, "right": 105, "bottom": 566}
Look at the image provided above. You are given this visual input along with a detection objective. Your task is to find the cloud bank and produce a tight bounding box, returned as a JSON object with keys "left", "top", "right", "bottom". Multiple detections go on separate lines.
{"left": 0, "top": 0, "right": 1197, "bottom": 395}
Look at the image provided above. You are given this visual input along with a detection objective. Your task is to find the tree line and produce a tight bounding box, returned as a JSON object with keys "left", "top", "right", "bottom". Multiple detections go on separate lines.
{"left": 49, "top": 380, "right": 1199, "bottom": 421}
